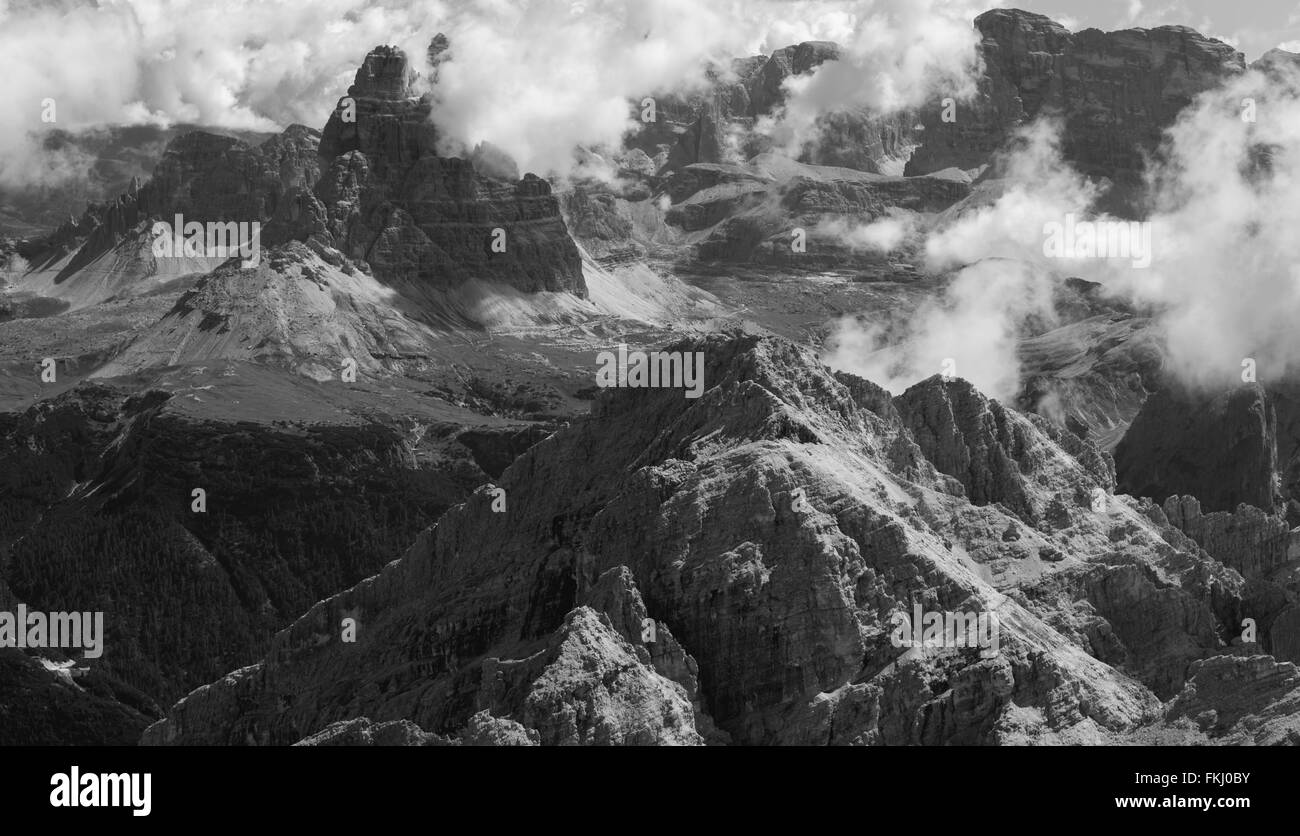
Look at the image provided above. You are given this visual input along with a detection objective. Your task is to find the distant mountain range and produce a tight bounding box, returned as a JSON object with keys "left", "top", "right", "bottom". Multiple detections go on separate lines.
{"left": 3, "top": 8, "right": 1300, "bottom": 747}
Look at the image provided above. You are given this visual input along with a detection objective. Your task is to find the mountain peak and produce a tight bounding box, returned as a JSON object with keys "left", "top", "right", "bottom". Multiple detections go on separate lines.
{"left": 349, "top": 45, "right": 417, "bottom": 100}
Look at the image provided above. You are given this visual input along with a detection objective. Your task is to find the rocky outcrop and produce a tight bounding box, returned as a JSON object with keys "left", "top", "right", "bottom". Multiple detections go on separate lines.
{"left": 309, "top": 42, "right": 585, "bottom": 296}
{"left": 905, "top": 9, "right": 1245, "bottom": 204}
{"left": 29, "top": 126, "right": 322, "bottom": 278}
{"left": 293, "top": 717, "right": 435, "bottom": 746}
{"left": 665, "top": 169, "right": 773, "bottom": 234}
{"left": 477, "top": 604, "right": 704, "bottom": 745}
{"left": 93, "top": 242, "right": 443, "bottom": 379}
{"left": 660, "top": 43, "right": 840, "bottom": 172}
{"left": 0, "top": 123, "right": 280, "bottom": 241}
{"left": 1140, "top": 494, "right": 1300, "bottom": 670}
{"left": 803, "top": 111, "right": 916, "bottom": 174}
{"left": 141, "top": 333, "right": 1267, "bottom": 746}
{"left": 557, "top": 187, "right": 644, "bottom": 261}
{"left": 1165, "top": 655, "right": 1300, "bottom": 743}
{"left": 24, "top": 39, "right": 586, "bottom": 313}
{"left": 1067, "top": 556, "right": 1231, "bottom": 699}
{"left": 141, "top": 126, "right": 322, "bottom": 227}
{"left": 1115, "top": 383, "right": 1287, "bottom": 518}
{"left": 681, "top": 156, "right": 970, "bottom": 265}
{"left": 658, "top": 41, "right": 916, "bottom": 178}
{"left": 1269, "top": 606, "right": 1300, "bottom": 667}
{"left": 895, "top": 375, "right": 1114, "bottom": 524}
{"left": 143, "top": 565, "right": 709, "bottom": 746}
{"left": 1160, "top": 496, "right": 1293, "bottom": 581}
{"left": 1016, "top": 310, "right": 1162, "bottom": 452}
{"left": 780, "top": 167, "right": 970, "bottom": 216}
{"left": 1273, "top": 386, "right": 1300, "bottom": 524}
{"left": 749, "top": 42, "right": 843, "bottom": 116}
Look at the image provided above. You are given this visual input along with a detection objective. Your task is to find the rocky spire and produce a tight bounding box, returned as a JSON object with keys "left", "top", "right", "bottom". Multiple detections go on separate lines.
{"left": 348, "top": 45, "right": 417, "bottom": 101}
{"left": 426, "top": 32, "right": 450, "bottom": 83}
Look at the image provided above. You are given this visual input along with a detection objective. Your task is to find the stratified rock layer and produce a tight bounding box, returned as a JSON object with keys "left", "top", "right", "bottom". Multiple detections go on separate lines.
{"left": 906, "top": 8, "right": 1245, "bottom": 204}
{"left": 1116, "top": 383, "right": 1300, "bottom": 521}
{"left": 308, "top": 43, "right": 585, "bottom": 296}
{"left": 143, "top": 334, "right": 1273, "bottom": 746}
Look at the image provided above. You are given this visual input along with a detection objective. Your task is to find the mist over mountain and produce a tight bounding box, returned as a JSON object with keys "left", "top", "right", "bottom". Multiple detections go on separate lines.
{"left": 2, "top": 1, "right": 1300, "bottom": 752}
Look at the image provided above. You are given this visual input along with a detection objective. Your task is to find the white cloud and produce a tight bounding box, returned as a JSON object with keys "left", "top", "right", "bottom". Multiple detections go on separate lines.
{"left": 753, "top": 0, "right": 985, "bottom": 158}
{"left": 1125, "top": 0, "right": 1143, "bottom": 26}
{"left": 825, "top": 58, "right": 1300, "bottom": 399}
{"left": 814, "top": 211, "right": 916, "bottom": 252}
{"left": 0, "top": 0, "right": 442, "bottom": 189}
{"left": 0, "top": 0, "right": 992, "bottom": 189}
{"left": 823, "top": 258, "right": 1055, "bottom": 402}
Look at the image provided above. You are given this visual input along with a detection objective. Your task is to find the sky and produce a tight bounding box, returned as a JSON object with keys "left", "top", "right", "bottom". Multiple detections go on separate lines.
{"left": 1006, "top": 0, "right": 1300, "bottom": 59}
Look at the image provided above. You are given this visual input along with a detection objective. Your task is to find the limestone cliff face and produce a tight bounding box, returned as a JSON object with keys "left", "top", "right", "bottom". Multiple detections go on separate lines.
{"left": 1160, "top": 496, "right": 1292, "bottom": 582}
{"left": 656, "top": 10, "right": 1244, "bottom": 267}
{"left": 905, "top": 9, "right": 1245, "bottom": 199}
{"left": 896, "top": 375, "right": 1115, "bottom": 524}
{"left": 1115, "top": 383, "right": 1287, "bottom": 518}
{"left": 1016, "top": 311, "right": 1163, "bottom": 453}
{"left": 142, "top": 334, "right": 1271, "bottom": 746}
{"left": 659, "top": 40, "right": 916, "bottom": 178}
{"left": 28, "top": 40, "right": 585, "bottom": 305}
{"left": 307, "top": 43, "right": 586, "bottom": 296}
{"left": 1165, "top": 655, "right": 1300, "bottom": 744}
{"left": 32, "top": 126, "right": 321, "bottom": 274}
{"left": 141, "top": 127, "right": 323, "bottom": 225}
{"left": 1150, "top": 494, "right": 1300, "bottom": 669}
{"left": 661, "top": 42, "right": 840, "bottom": 172}
{"left": 1105, "top": 379, "right": 1300, "bottom": 688}
{"left": 672, "top": 156, "right": 970, "bottom": 265}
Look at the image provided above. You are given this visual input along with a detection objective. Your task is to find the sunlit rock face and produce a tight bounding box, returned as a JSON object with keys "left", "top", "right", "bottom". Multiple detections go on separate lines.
{"left": 312, "top": 42, "right": 586, "bottom": 297}
{"left": 906, "top": 8, "right": 1245, "bottom": 205}
{"left": 144, "top": 334, "right": 1274, "bottom": 746}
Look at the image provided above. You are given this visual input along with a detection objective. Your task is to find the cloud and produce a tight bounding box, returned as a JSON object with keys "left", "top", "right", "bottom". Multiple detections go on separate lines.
{"left": 1124, "top": 0, "right": 1143, "bottom": 26}
{"left": 1118, "top": 61, "right": 1300, "bottom": 387}
{"left": 823, "top": 258, "right": 1056, "bottom": 402}
{"left": 0, "top": 0, "right": 441, "bottom": 190}
{"left": 823, "top": 120, "right": 1099, "bottom": 403}
{"left": 754, "top": 0, "right": 984, "bottom": 158}
{"left": 424, "top": 0, "right": 755, "bottom": 175}
{"left": 922, "top": 119, "right": 1105, "bottom": 272}
{"left": 813, "top": 211, "right": 916, "bottom": 252}
{"left": 0, "top": 0, "right": 992, "bottom": 191}
{"left": 427, "top": 0, "right": 988, "bottom": 177}
{"left": 823, "top": 119, "right": 1122, "bottom": 406}
{"left": 825, "top": 58, "right": 1300, "bottom": 402}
